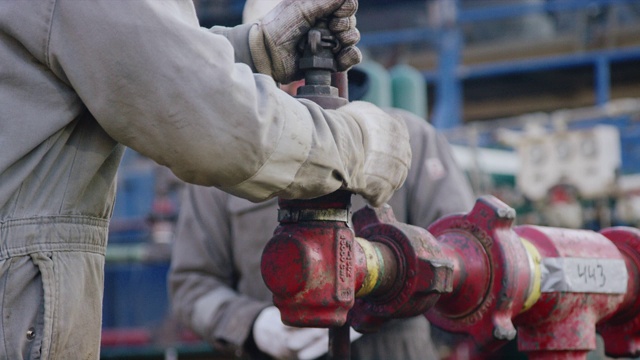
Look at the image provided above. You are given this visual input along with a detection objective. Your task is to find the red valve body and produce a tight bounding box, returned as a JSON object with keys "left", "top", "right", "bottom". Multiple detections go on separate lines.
{"left": 597, "top": 227, "right": 640, "bottom": 358}
{"left": 348, "top": 205, "right": 453, "bottom": 333}
{"left": 426, "top": 196, "right": 532, "bottom": 351}
{"left": 427, "top": 196, "right": 628, "bottom": 360}
{"left": 513, "top": 226, "right": 626, "bottom": 359}
{"left": 261, "top": 191, "right": 363, "bottom": 327}
{"left": 262, "top": 193, "right": 636, "bottom": 359}
{"left": 261, "top": 195, "right": 453, "bottom": 328}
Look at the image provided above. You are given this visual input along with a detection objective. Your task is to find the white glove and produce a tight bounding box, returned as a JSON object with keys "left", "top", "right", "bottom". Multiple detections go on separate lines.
{"left": 336, "top": 101, "right": 412, "bottom": 207}
{"left": 253, "top": 306, "right": 362, "bottom": 360}
{"left": 248, "top": 0, "right": 362, "bottom": 84}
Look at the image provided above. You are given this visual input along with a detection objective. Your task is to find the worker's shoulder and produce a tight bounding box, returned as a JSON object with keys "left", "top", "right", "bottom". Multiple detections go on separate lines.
{"left": 382, "top": 107, "right": 436, "bottom": 135}
{"left": 227, "top": 193, "right": 279, "bottom": 214}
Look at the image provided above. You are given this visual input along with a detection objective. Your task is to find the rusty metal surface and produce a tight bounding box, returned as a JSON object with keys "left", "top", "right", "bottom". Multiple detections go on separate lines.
{"left": 348, "top": 205, "right": 453, "bottom": 333}
{"left": 262, "top": 198, "right": 455, "bottom": 331}
{"left": 262, "top": 21, "right": 640, "bottom": 352}
{"left": 332, "top": 72, "right": 348, "bottom": 100}
{"left": 423, "top": 196, "right": 635, "bottom": 359}
{"left": 426, "top": 196, "right": 531, "bottom": 351}
{"left": 263, "top": 190, "right": 640, "bottom": 359}
{"left": 513, "top": 225, "right": 625, "bottom": 356}
{"left": 597, "top": 227, "right": 640, "bottom": 358}
{"left": 261, "top": 191, "right": 358, "bottom": 327}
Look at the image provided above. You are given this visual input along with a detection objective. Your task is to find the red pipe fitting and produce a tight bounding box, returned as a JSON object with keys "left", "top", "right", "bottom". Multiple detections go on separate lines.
{"left": 261, "top": 193, "right": 454, "bottom": 328}
{"left": 513, "top": 225, "right": 626, "bottom": 360}
{"left": 426, "top": 196, "right": 628, "bottom": 360}
{"left": 261, "top": 191, "right": 359, "bottom": 327}
{"left": 348, "top": 205, "right": 453, "bottom": 333}
{"left": 597, "top": 227, "right": 640, "bottom": 358}
{"left": 425, "top": 196, "right": 533, "bottom": 352}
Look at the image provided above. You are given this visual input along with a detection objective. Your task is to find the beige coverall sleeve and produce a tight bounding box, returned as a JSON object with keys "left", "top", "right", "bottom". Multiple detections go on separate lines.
{"left": 169, "top": 186, "right": 269, "bottom": 356}
{"left": 46, "top": 0, "right": 359, "bottom": 202}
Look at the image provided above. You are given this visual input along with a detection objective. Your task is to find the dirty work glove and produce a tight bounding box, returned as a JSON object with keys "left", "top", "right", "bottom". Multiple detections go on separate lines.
{"left": 253, "top": 306, "right": 362, "bottom": 360}
{"left": 335, "top": 101, "right": 412, "bottom": 207}
{"left": 249, "top": 0, "right": 361, "bottom": 84}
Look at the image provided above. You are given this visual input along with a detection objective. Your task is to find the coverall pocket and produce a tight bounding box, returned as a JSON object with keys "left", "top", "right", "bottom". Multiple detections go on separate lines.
{"left": 28, "top": 252, "right": 55, "bottom": 360}
{"left": 0, "top": 250, "right": 104, "bottom": 360}
{"left": 0, "top": 253, "right": 51, "bottom": 360}
{"left": 41, "top": 251, "right": 104, "bottom": 360}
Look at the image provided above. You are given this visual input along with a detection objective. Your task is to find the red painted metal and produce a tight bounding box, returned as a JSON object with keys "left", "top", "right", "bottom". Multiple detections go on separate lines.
{"left": 426, "top": 196, "right": 531, "bottom": 353}
{"left": 263, "top": 21, "right": 352, "bottom": 358}
{"left": 348, "top": 205, "right": 453, "bottom": 333}
{"left": 513, "top": 225, "right": 625, "bottom": 359}
{"left": 427, "top": 196, "right": 627, "bottom": 359}
{"left": 260, "top": 21, "right": 351, "bottom": 329}
{"left": 261, "top": 191, "right": 361, "bottom": 327}
{"left": 261, "top": 190, "right": 639, "bottom": 359}
{"left": 597, "top": 227, "right": 640, "bottom": 358}
{"left": 261, "top": 197, "right": 454, "bottom": 328}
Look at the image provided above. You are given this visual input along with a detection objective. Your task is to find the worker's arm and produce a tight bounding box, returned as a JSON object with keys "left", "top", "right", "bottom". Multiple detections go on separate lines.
{"left": 168, "top": 185, "right": 269, "bottom": 356}
{"left": 47, "top": 0, "right": 408, "bottom": 207}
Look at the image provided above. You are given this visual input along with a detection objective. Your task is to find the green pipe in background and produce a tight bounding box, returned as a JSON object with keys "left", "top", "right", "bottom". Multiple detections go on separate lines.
{"left": 390, "top": 63, "right": 427, "bottom": 119}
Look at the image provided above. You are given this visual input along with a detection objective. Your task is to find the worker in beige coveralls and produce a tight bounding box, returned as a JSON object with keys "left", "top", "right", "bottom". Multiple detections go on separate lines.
{"left": 0, "top": 0, "right": 412, "bottom": 358}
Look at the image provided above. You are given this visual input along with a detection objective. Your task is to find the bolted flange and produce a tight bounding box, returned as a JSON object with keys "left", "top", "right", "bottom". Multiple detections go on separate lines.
{"left": 348, "top": 205, "right": 453, "bottom": 333}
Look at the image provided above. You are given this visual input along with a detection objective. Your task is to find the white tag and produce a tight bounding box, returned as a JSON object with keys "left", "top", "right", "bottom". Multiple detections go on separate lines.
{"left": 540, "top": 257, "right": 627, "bottom": 294}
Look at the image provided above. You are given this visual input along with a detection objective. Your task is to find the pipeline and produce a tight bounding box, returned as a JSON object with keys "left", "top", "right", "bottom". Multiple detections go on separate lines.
{"left": 262, "top": 194, "right": 640, "bottom": 359}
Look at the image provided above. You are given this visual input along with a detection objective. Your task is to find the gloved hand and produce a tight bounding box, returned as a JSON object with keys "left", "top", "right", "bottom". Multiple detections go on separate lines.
{"left": 253, "top": 306, "right": 362, "bottom": 360}
{"left": 336, "top": 101, "right": 412, "bottom": 207}
{"left": 248, "top": 0, "right": 361, "bottom": 84}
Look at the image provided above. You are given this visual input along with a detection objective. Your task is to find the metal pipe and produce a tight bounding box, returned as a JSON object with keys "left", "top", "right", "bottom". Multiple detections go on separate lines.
{"left": 328, "top": 324, "right": 351, "bottom": 360}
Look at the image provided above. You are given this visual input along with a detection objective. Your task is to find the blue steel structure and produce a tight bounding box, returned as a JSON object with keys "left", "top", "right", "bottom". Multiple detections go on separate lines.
{"left": 359, "top": 0, "right": 640, "bottom": 129}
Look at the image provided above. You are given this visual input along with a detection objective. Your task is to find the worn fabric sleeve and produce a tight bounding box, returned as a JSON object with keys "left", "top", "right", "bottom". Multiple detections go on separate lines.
{"left": 388, "top": 109, "right": 475, "bottom": 228}
{"left": 168, "top": 185, "right": 270, "bottom": 356}
{"left": 46, "top": 0, "right": 359, "bottom": 202}
{"left": 207, "top": 23, "right": 257, "bottom": 72}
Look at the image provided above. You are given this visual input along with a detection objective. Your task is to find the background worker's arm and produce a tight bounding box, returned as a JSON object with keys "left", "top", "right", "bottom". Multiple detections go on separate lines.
{"left": 169, "top": 186, "right": 270, "bottom": 356}
{"left": 47, "top": 0, "right": 408, "bottom": 206}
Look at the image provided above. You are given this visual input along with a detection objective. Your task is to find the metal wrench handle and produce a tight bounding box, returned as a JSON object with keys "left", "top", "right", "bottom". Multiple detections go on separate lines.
{"left": 297, "top": 20, "right": 350, "bottom": 360}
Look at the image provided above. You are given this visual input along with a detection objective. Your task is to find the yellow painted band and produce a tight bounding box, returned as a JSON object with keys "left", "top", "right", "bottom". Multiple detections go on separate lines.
{"left": 520, "top": 238, "right": 542, "bottom": 313}
{"left": 355, "top": 237, "right": 381, "bottom": 297}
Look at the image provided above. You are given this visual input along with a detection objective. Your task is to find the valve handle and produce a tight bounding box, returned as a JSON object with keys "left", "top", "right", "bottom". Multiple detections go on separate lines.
{"left": 296, "top": 21, "right": 348, "bottom": 109}
{"left": 268, "top": 20, "right": 350, "bottom": 360}
{"left": 298, "top": 21, "right": 350, "bottom": 360}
